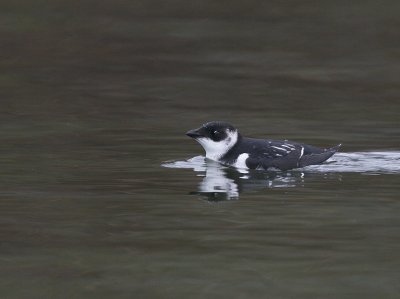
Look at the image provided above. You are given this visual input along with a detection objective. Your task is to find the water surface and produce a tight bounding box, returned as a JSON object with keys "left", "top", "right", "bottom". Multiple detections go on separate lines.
{"left": 163, "top": 151, "right": 400, "bottom": 200}
{"left": 1, "top": 1, "right": 400, "bottom": 298}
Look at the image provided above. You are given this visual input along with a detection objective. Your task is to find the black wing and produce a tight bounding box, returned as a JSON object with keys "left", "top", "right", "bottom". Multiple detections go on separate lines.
{"left": 241, "top": 139, "right": 340, "bottom": 170}
{"left": 241, "top": 139, "right": 304, "bottom": 171}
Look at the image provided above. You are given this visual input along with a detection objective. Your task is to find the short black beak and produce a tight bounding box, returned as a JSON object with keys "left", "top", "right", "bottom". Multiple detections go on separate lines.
{"left": 186, "top": 128, "right": 203, "bottom": 139}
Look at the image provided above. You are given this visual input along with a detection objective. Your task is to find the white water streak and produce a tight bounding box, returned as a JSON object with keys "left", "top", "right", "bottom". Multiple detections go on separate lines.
{"left": 162, "top": 152, "right": 400, "bottom": 174}
{"left": 301, "top": 152, "right": 400, "bottom": 174}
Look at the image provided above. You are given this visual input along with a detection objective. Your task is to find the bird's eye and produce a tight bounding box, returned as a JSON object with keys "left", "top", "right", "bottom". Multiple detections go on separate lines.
{"left": 211, "top": 130, "right": 220, "bottom": 137}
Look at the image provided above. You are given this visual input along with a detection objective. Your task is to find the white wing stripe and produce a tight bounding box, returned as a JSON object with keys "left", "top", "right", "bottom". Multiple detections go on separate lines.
{"left": 281, "top": 144, "right": 296, "bottom": 150}
{"left": 271, "top": 146, "right": 289, "bottom": 152}
{"left": 299, "top": 146, "right": 304, "bottom": 158}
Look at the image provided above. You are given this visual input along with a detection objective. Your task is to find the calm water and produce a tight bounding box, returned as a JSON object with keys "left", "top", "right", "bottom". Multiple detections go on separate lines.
{"left": 1, "top": 1, "right": 400, "bottom": 298}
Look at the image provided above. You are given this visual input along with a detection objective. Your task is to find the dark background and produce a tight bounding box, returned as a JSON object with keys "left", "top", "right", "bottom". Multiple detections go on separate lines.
{"left": 1, "top": 1, "right": 399, "bottom": 298}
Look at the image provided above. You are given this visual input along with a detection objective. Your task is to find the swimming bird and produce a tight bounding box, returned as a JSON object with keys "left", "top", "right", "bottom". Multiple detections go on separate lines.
{"left": 186, "top": 121, "right": 340, "bottom": 171}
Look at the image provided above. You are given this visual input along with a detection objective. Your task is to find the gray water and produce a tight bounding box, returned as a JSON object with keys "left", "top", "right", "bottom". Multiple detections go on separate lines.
{"left": 163, "top": 152, "right": 400, "bottom": 200}
{"left": 1, "top": 1, "right": 400, "bottom": 298}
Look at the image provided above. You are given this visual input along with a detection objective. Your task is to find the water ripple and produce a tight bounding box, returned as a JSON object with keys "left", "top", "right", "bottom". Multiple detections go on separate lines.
{"left": 303, "top": 152, "right": 400, "bottom": 174}
{"left": 162, "top": 152, "right": 400, "bottom": 200}
{"left": 163, "top": 152, "right": 400, "bottom": 174}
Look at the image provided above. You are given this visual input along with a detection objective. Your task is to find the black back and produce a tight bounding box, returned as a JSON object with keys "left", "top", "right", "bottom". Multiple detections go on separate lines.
{"left": 221, "top": 136, "right": 340, "bottom": 170}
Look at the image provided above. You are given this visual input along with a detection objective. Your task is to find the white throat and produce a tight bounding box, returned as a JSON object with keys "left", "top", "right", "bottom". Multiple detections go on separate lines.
{"left": 196, "top": 130, "right": 238, "bottom": 161}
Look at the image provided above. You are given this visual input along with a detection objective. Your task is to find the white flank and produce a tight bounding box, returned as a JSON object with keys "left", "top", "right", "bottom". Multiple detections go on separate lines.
{"left": 234, "top": 153, "right": 249, "bottom": 169}
{"left": 196, "top": 130, "right": 238, "bottom": 161}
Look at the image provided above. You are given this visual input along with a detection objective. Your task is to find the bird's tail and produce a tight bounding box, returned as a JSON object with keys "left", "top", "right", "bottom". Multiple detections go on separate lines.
{"left": 298, "top": 144, "right": 341, "bottom": 167}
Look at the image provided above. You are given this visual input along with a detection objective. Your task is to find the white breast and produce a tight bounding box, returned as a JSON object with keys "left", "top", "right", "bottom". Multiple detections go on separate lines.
{"left": 197, "top": 130, "right": 238, "bottom": 161}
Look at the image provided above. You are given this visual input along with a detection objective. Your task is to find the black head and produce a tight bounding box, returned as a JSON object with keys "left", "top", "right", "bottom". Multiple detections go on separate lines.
{"left": 186, "top": 121, "right": 237, "bottom": 142}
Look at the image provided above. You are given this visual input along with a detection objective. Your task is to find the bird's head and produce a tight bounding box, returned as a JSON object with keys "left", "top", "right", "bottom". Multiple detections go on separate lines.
{"left": 186, "top": 121, "right": 239, "bottom": 160}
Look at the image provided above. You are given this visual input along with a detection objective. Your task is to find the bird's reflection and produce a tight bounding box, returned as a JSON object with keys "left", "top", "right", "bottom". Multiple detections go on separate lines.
{"left": 188, "top": 158, "right": 306, "bottom": 201}
{"left": 163, "top": 151, "right": 400, "bottom": 201}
